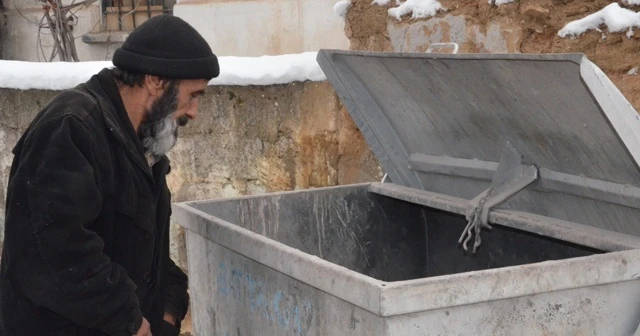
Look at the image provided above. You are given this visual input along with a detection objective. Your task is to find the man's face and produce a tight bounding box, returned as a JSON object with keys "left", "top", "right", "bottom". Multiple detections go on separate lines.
{"left": 138, "top": 78, "right": 208, "bottom": 157}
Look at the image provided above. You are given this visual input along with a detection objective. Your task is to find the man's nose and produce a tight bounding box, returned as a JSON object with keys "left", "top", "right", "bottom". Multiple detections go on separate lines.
{"left": 186, "top": 100, "right": 199, "bottom": 119}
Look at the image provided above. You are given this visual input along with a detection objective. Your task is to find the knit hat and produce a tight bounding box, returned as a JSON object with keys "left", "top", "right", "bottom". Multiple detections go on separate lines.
{"left": 112, "top": 15, "right": 219, "bottom": 80}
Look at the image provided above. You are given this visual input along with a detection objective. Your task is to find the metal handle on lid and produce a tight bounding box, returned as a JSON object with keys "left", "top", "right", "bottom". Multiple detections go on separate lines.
{"left": 426, "top": 42, "right": 459, "bottom": 54}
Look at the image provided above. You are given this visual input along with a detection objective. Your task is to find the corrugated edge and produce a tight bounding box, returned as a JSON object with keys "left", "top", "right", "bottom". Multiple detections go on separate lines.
{"left": 317, "top": 49, "right": 586, "bottom": 63}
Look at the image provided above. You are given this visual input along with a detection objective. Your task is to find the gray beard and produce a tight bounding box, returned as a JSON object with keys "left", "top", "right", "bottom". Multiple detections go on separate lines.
{"left": 141, "top": 115, "right": 178, "bottom": 157}
{"left": 138, "top": 81, "right": 181, "bottom": 158}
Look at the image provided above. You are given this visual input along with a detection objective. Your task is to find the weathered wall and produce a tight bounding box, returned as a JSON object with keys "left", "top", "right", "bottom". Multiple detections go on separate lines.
{"left": 174, "top": 0, "right": 350, "bottom": 57}
{"left": 343, "top": 0, "right": 640, "bottom": 112}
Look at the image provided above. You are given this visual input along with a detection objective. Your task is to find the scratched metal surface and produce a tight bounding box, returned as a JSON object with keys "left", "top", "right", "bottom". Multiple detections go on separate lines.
{"left": 185, "top": 233, "right": 386, "bottom": 336}
{"left": 175, "top": 186, "right": 640, "bottom": 336}
{"left": 190, "top": 184, "right": 599, "bottom": 281}
{"left": 191, "top": 184, "right": 430, "bottom": 282}
{"left": 177, "top": 184, "right": 640, "bottom": 335}
{"left": 386, "top": 280, "right": 640, "bottom": 336}
{"left": 316, "top": 50, "right": 640, "bottom": 237}
{"left": 185, "top": 231, "right": 640, "bottom": 336}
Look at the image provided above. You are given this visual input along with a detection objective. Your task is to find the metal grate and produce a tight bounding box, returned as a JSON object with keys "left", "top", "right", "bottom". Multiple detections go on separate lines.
{"left": 102, "top": 0, "right": 172, "bottom": 31}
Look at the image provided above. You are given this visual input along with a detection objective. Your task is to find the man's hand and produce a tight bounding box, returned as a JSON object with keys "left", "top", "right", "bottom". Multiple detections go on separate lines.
{"left": 163, "top": 312, "right": 177, "bottom": 326}
{"left": 135, "top": 317, "right": 152, "bottom": 336}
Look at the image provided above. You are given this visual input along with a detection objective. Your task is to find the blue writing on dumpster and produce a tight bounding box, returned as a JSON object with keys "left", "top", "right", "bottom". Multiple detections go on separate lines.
{"left": 217, "top": 262, "right": 314, "bottom": 335}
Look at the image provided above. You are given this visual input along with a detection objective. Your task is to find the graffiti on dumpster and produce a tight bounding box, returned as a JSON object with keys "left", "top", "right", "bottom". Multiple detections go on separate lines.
{"left": 217, "top": 262, "right": 314, "bottom": 335}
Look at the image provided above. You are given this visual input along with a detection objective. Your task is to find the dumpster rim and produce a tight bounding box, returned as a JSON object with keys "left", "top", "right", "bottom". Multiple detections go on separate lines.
{"left": 171, "top": 183, "right": 640, "bottom": 317}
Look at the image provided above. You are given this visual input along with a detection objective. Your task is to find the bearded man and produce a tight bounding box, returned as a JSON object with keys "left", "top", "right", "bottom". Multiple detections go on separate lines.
{"left": 0, "top": 15, "right": 218, "bottom": 336}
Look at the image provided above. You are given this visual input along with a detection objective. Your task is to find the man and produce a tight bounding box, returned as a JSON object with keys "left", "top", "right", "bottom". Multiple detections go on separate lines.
{"left": 0, "top": 15, "right": 219, "bottom": 336}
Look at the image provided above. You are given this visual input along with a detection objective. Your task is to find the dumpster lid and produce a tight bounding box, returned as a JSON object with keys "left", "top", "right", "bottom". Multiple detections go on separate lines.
{"left": 317, "top": 50, "right": 640, "bottom": 239}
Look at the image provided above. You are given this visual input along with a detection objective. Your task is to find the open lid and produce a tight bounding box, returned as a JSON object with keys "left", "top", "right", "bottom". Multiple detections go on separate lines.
{"left": 317, "top": 50, "right": 640, "bottom": 237}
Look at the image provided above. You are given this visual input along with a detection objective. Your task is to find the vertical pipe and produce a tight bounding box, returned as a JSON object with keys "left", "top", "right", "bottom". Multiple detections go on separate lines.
{"left": 116, "top": 0, "right": 122, "bottom": 30}
{"left": 131, "top": 0, "right": 136, "bottom": 28}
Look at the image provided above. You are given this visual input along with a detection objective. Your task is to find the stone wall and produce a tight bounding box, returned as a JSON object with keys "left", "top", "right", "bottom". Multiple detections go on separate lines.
{"left": 0, "top": 81, "right": 383, "bottom": 265}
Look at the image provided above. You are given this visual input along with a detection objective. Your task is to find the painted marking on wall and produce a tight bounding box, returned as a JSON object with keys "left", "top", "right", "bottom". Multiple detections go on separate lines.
{"left": 217, "top": 262, "right": 314, "bottom": 335}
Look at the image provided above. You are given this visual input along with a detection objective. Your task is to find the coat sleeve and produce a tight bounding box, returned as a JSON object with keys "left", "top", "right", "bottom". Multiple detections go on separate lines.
{"left": 164, "top": 253, "right": 190, "bottom": 324}
{"left": 11, "top": 114, "right": 143, "bottom": 335}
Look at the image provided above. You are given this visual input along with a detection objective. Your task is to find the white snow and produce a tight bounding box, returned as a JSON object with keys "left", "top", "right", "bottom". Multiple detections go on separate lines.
{"left": 0, "top": 52, "right": 327, "bottom": 90}
{"left": 558, "top": 3, "right": 640, "bottom": 38}
{"left": 627, "top": 28, "right": 635, "bottom": 38}
{"left": 623, "top": 0, "right": 640, "bottom": 5}
{"left": 372, "top": 0, "right": 395, "bottom": 5}
{"left": 373, "top": 0, "right": 444, "bottom": 21}
{"left": 334, "top": 0, "right": 351, "bottom": 18}
{"left": 212, "top": 52, "right": 326, "bottom": 86}
{"left": 628, "top": 67, "right": 639, "bottom": 76}
{"left": 489, "top": 0, "right": 515, "bottom": 5}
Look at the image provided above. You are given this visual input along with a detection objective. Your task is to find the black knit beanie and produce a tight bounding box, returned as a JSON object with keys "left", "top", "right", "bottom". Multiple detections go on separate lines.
{"left": 112, "top": 15, "right": 219, "bottom": 80}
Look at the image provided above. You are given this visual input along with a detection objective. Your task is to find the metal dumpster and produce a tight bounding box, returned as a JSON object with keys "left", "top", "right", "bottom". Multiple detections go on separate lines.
{"left": 172, "top": 50, "right": 640, "bottom": 336}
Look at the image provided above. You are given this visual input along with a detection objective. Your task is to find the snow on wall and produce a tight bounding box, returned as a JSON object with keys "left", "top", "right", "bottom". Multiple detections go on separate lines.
{"left": 0, "top": 52, "right": 327, "bottom": 91}
{"left": 558, "top": 3, "right": 640, "bottom": 38}
{"left": 334, "top": 0, "right": 351, "bottom": 18}
{"left": 489, "top": 0, "right": 515, "bottom": 5}
{"left": 373, "top": 0, "right": 444, "bottom": 21}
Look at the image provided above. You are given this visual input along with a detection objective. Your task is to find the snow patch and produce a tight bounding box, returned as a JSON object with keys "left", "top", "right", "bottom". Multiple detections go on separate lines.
{"left": 558, "top": 3, "right": 640, "bottom": 38}
{"left": 213, "top": 52, "right": 326, "bottom": 86}
{"left": 628, "top": 67, "right": 638, "bottom": 76}
{"left": 333, "top": 0, "right": 351, "bottom": 18}
{"left": 623, "top": 0, "right": 640, "bottom": 5}
{"left": 0, "top": 52, "right": 327, "bottom": 91}
{"left": 373, "top": 0, "right": 444, "bottom": 21}
{"left": 489, "top": 0, "right": 515, "bottom": 5}
{"left": 372, "top": 0, "right": 395, "bottom": 5}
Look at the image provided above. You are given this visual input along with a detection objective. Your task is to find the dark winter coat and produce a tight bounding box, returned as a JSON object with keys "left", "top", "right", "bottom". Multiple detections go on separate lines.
{"left": 0, "top": 69, "right": 189, "bottom": 336}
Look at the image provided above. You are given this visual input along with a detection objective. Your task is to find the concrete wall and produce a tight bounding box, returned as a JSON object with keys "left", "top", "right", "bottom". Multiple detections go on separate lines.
{"left": 0, "top": 80, "right": 383, "bottom": 267}
{"left": 173, "top": 0, "right": 350, "bottom": 57}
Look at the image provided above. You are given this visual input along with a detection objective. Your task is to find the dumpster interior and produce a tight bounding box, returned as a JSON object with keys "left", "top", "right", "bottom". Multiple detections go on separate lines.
{"left": 190, "top": 185, "right": 600, "bottom": 283}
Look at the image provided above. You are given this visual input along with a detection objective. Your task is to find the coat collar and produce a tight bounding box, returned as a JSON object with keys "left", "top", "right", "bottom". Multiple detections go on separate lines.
{"left": 81, "top": 68, "right": 171, "bottom": 181}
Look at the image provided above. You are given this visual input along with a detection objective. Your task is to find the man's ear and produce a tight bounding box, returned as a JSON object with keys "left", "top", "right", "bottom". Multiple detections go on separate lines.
{"left": 144, "top": 75, "right": 165, "bottom": 98}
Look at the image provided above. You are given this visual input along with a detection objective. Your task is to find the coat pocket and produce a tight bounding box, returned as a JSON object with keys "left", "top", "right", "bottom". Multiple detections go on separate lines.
{"left": 112, "top": 189, "right": 155, "bottom": 235}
